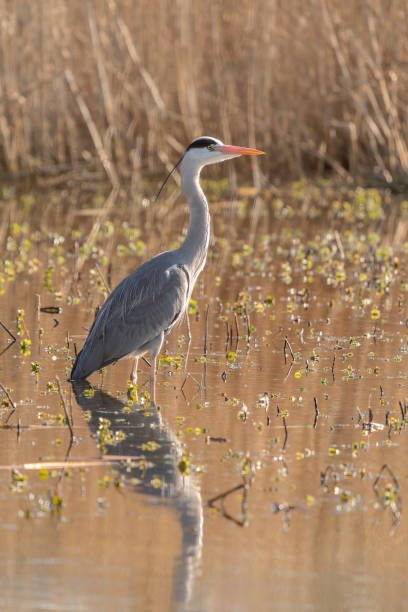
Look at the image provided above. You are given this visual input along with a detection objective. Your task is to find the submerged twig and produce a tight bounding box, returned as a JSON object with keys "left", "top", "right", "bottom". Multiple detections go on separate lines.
{"left": 313, "top": 397, "right": 319, "bottom": 429}
{"left": 224, "top": 321, "right": 230, "bottom": 351}
{"left": 0, "top": 458, "right": 142, "bottom": 470}
{"left": 320, "top": 466, "right": 334, "bottom": 487}
{"left": 55, "top": 376, "right": 74, "bottom": 442}
{"left": 0, "top": 319, "right": 16, "bottom": 358}
{"left": 373, "top": 463, "right": 402, "bottom": 529}
{"left": 203, "top": 304, "right": 209, "bottom": 357}
{"left": 234, "top": 313, "right": 239, "bottom": 351}
{"left": 181, "top": 371, "right": 202, "bottom": 398}
{"left": 207, "top": 482, "right": 244, "bottom": 506}
{"left": 35, "top": 294, "right": 41, "bottom": 322}
{"left": 373, "top": 463, "right": 399, "bottom": 492}
{"left": 0, "top": 320, "right": 16, "bottom": 343}
{"left": 283, "top": 336, "right": 295, "bottom": 375}
{"left": 1, "top": 383, "right": 17, "bottom": 424}
{"left": 282, "top": 416, "right": 288, "bottom": 450}
{"left": 207, "top": 461, "right": 254, "bottom": 527}
{"left": 244, "top": 306, "right": 251, "bottom": 341}
{"left": 283, "top": 362, "right": 293, "bottom": 381}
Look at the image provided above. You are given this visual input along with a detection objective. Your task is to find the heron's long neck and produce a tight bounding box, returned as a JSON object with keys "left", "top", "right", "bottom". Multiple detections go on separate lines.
{"left": 178, "top": 159, "right": 210, "bottom": 277}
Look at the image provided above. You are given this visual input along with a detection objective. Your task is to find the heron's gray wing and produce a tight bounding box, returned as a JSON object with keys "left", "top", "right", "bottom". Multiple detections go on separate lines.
{"left": 71, "top": 262, "right": 190, "bottom": 379}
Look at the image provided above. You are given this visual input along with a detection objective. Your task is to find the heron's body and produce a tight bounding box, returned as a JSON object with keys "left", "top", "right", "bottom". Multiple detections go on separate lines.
{"left": 70, "top": 137, "right": 264, "bottom": 400}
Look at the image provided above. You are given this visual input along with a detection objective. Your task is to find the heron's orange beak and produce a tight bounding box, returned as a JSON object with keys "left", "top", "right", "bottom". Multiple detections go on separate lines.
{"left": 217, "top": 144, "right": 265, "bottom": 155}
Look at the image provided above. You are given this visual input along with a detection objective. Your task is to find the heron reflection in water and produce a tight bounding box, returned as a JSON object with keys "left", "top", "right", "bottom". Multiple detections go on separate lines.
{"left": 72, "top": 381, "right": 203, "bottom": 608}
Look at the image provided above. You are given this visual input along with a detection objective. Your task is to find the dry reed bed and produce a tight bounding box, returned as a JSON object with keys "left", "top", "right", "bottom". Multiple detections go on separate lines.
{"left": 0, "top": 0, "right": 408, "bottom": 182}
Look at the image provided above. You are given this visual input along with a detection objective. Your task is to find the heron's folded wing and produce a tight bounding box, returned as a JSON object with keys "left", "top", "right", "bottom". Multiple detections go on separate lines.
{"left": 82, "top": 263, "right": 190, "bottom": 371}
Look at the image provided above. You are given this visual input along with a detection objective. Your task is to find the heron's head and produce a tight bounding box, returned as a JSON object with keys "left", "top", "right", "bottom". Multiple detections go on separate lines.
{"left": 155, "top": 136, "right": 264, "bottom": 201}
{"left": 184, "top": 136, "right": 264, "bottom": 167}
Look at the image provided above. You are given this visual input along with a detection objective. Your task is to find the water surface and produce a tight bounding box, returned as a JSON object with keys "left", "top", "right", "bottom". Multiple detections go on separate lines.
{"left": 0, "top": 182, "right": 408, "bottom": 611}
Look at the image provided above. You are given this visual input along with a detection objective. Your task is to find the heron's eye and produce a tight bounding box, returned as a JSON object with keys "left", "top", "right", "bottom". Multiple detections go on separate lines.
{"left": 207, "top": 145, "right": 215, "bottom": 151}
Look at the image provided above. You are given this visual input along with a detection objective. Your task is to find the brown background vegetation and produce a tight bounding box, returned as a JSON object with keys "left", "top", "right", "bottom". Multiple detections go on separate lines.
{"left": 0, "top": 0, "right": 408, "bottom": 182}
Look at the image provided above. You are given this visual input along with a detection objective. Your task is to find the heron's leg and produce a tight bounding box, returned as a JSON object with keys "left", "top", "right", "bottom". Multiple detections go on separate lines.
{"left": 184, "top": 312, "right": 192, "bottom": 373}
{"left": 130, "top": 356, "right": 138, "bottom": 386}
{"left": 150, "top": 356, "right": 157, "bottom": 404}
{"left": 149, "top": 332, "right": 164, "bottom": 406}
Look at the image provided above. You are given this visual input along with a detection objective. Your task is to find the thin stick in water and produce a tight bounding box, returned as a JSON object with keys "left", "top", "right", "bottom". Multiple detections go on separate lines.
{"left": 35, "top": 294, "right": 41, "bottom": 322}
{"left": 331, "top": 352, "right": 336, "bottom": 380}
{"left": 283, "top": 336, "right": 295, "bottom": 365}
{"left": 1, "top": 383, "right": 17, "bottom": 424}
{"left": 0, "top": 319, "right": 16, "bottom": 357}
{"left": 203, "top": 304, "right": 209, "bottom": 357}
{"left": 234, "top": 313, "right": 239, "bottom": 351}
{"left": 224, "top": 321, "right": 229, "bottom": 350}
{"left": 282, "top": 416, "right": 288, "bottom": 450}
{"left": 244, "top": 306, "right": 251, "bottom": 341}
{"left": 55, "top": 376, "right": 74, "bottom": 442}
{"left": 313, "top": 397, "right": 319, "bottom": 429}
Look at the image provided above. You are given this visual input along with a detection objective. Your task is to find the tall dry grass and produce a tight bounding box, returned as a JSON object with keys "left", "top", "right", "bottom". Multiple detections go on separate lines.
{"left": 0, "top": 0, "right": 408, "bottom": 183}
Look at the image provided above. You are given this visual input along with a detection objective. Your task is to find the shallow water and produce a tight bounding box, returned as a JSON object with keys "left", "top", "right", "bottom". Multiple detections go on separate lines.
{"left": 1, "top": 182, "right": 408, "bottom": 611}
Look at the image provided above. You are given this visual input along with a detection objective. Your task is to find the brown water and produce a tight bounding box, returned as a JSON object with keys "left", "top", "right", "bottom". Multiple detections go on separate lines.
{"left": 1, "top": 182, "right": 408, "bottom": 611}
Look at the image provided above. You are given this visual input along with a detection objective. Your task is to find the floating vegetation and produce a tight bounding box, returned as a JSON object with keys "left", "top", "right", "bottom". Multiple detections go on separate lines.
{"left": 20, "top": 338, "right": 31, "bottom": 356}
{"left": 177, "top": 454, "right": 190, "bottom": 476}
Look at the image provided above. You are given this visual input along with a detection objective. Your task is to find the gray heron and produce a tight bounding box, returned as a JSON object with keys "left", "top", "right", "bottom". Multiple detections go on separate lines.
{"left": 70, "top": 136, "right": 264, "bottom": 401}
